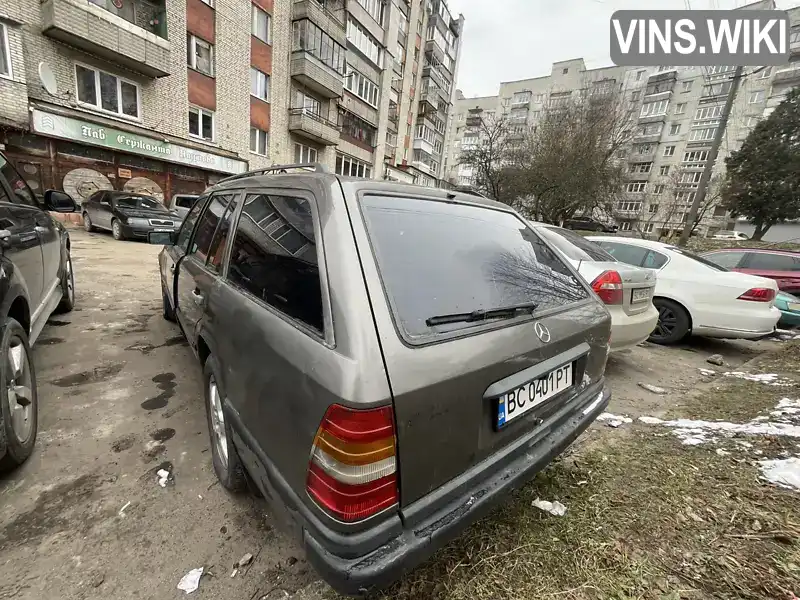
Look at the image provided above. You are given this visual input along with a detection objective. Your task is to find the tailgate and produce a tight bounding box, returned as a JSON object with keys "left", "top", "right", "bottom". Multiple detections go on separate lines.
{"left": 352, "top": 193, "right": 611, "bottom": 507}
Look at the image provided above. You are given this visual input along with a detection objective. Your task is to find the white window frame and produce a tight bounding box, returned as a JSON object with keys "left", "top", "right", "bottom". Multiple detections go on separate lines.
{"left": 294, "top": 142, "right": 318, "bottom": 163}
{"left": 0, "top": 23, "right": 12, "bottom": 80}
{"left": 640, "top": 99, "right": 669, "bottom": 117}
{"left": 250, "top": 67, "right": 270, "bottom": 102}
{"left": 252, "top": 4, "right": 271, "bottom": 44}
{"left": 681, "top": 80, "right": 693, "bottom": 92}
{"left": 643, "top": 223, "right": 655, "bottom": 233}
{"left": 759, "top": 66, "right": 773, "bottom": 79}
{"left": 187, "top": 34, "right": 214, "bottom": 76}
{"left": 620, "top": 221, "right": 633, "bottom": 231}
{"left": 689, "top": 127, "right": 716, "bottom": 141}
{"left": 199, "top": 0, "right": 214, "bottom": 5}
{"left": 669, "top": 123, "right": 681, "bottom": 135}
{"left": 336, "top": 153, "right": 372, "bottom": 179}
{"left": 659, "top": 165, "right": 670, "bottom": 176}
{"left": 74, "top": 63, "right": 141, "bottom": 120}
{"left": 663, "top": 145, "right": 675, "bottom": 157}
{"left": 694, "top": 105, "right": 724, "bottom": 121}
{"left": 636, "top": 70, "right": 644, "bottom": 81}
{"left": 626, "top": 182, "right": 647, "bottom": 193}
{"left": 675, "top": 103, "right": 686, "bottom": 114}
{"left": 346, "top": 16, "right": 382, "bottom": 67}
{"left": 653, "top": 185, "right": 665, "bottom": 195}
{"left": 748, "top": 90, "right": 765, "bottom": 104}
{"left": 344, "top": 65, "right": 379, "bottom": 108}
{"left": 189, "top": 105, "right": 215, "bottom": 141}
{"left": 250, "top": 127, "right": 268, "bottom": 156}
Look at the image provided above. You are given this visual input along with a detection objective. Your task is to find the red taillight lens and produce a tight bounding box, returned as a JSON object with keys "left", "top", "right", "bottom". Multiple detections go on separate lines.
{"left": 306, "top": 404, "right": 398, "bottom": 522}
{"left": 738, "top": 287, "right": 776, "bottom": 302}
{"left": 590, "top": 270, "right": 624, "bottom": 305}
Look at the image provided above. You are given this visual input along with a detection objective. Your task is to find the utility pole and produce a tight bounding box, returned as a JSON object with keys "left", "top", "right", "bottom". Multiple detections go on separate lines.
{"left": 678, "top": 65, "right": 744, "bottom": 246}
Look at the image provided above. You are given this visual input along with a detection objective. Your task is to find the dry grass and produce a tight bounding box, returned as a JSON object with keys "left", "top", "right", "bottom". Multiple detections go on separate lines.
{"left": 358, "top": 343, "right": 800, "bottom": 600}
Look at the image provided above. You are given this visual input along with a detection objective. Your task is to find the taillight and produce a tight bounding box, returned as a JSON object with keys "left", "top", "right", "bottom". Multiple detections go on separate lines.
{"left": 738, "top": 287, "right": 776, "bottom": 302}
{"left": 590, "top": 270, "right": 624, "bottom": 305}
{"left": 306, "top": 404, "right": 398, "bottom": 522}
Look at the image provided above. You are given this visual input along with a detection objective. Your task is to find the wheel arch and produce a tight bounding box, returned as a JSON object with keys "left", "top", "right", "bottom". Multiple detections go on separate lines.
{"left": 653, "top": 295, "right": 694, "bottom": 332}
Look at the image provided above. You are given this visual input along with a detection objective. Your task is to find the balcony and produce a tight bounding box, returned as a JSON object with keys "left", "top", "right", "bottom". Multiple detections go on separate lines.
{"left": 391, "top": 78, "right": 402, "bottom": 93}
{"left": 423, "top": 64, "right": 448, "bottom": 91}
{"left": 292, "top": 0, "right": 346, "bottom": 46}
{"left": 290, "top": 51, "right": 344, "bottom": 99}
{"left": 41, "top": 0, "right": 170, "bottom": 78}
{"left": 511, "top": 98, "right": 531, "bottom": 108}
{"left": 411, "top": 160, "right": 434, "bottom": 175}
{"left": 629, "top": 152, "right": 655, "bottom": 162}
{"left": 413, "top": 137, "right": 435, "bottom": 155}
{"left": 465, "top": 115, "right": 482, "bottom": 127}
{"left": 421, "top": 86, "right": 445, "bottom": 113}
{"left": 773, "top": 65, "right": 800, "bottom": 85}
{"left": 288, "top": 108, "right": 340, "bottom": 146}
{"left": 425, "top": 38, "right": 446, "bottom": 63}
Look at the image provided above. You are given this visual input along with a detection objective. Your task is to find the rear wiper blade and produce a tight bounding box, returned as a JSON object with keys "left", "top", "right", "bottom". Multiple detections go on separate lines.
{"left": 425, "top": 303, "right": 538, "bottom": 327}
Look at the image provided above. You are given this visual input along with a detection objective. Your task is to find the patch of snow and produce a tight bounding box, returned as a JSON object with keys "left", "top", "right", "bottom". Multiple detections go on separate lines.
{"left": 716, "top": 448, "right": 730, "bottom": 456}
{"left": 722, "top": 372, "right": 795, "bottom": 387}
{"left": 759, "top": 457, "right": 800, "bottom": 490}
{"left": 699, "top": 368, "right": 717, "bottom": 376}
{"left": 597, "top": 413, "right": 633, "bottom": 428}
{"left": 638, "top": 416, "right": 664, "bottom": 425}
{"left": 532, "top": 498, "right": 567, "bottom": 516}
{"left": 770, "top": 398, "right": 800, "bottom": 419}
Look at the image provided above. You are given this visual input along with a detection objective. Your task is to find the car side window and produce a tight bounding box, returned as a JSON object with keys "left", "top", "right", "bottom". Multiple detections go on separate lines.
{"left": 597, "top": 241, "right": 649, "bottom": 267}
{"left": 0, "top": 155, "right": 38, "bottom": 207}
{"left": 745, "top": 252, "right": 799, "bottom": 271}
{"left": 706, "top": 251, "right": 745, "bottom": 269}
{"left": 189, "top": 193, "right": 235, "bottom": 264}
{"left": 175, "top": 195, "right": 209, "bottom": 253}
{"left": 176, "top": 196, "right": 196, "bottom": 209}
{"left": 205, "top": 195, "right": 240, "bottom": 273}
{"left": 226, "top": 192, "right": 323, "bottom": 335}
{"left": 642, "top": 250, "right": 668, "bottom": 269}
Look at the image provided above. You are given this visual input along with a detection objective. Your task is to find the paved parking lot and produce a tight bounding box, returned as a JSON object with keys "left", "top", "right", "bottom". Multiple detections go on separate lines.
{"left": 0, "top": 228, "right": 773, "bottom": 600}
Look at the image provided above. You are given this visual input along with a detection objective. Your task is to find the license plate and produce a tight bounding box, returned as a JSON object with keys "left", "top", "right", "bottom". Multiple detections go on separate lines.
{"left": 496, "top": 363, "right": 573, "bottom": 428}
{"left": 788, "top": 302, "right": 800, "bottom": 311}
{"left": 153, "top": 228, "right": 172, "bottom": 232}
{"left": 631, "top": 288, "right": 650, "bottom": 303}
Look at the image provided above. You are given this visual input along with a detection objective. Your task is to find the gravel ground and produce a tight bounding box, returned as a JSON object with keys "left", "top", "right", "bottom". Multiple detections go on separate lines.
{"left": 0, "top": 228, "right": 775, "bottom": 600}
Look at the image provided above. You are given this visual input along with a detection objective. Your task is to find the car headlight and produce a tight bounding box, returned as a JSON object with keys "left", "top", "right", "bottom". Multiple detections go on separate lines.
{"left": 127, "top": 217, "right": 150, "bottom": 227}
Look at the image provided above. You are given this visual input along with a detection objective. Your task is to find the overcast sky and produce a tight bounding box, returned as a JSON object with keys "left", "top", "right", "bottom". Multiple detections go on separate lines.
{"left": 446, "top": 0, "right": 800, "bottom": 97}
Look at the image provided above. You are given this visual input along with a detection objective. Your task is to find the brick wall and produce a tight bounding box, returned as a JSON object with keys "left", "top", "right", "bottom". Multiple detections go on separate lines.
{"left": 0, "top": 21, "right": 29, "bottom": 127}
{"left": 268, "top": 0, "right": 291, "bottom": 164}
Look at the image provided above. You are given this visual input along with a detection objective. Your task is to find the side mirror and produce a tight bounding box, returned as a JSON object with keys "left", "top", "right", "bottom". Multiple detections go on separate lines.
{"left": 147, "top": 230, "right": 178, "bottom": 246}
{"left": 44, "top": 190, "right": 77, "bottom": 213}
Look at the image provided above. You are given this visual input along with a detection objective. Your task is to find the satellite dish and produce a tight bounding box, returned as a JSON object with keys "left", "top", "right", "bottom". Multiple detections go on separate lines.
{"left": 38, "top": 62, "right": 59, "bottom": 96}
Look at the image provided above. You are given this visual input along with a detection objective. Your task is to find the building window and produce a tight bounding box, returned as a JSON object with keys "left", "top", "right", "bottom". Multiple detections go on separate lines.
{"left": 75, "top": 64, "right": 140, "bottom": 119}
{"left": 637, "top": 122, "right": 662, "bottom": 136}
{"left": 629, "top": 162, "right": 652, "bottom": 174}
{"left": 252, "top": 4, "right": 271, "bottom": 44}
{"left": 0, "top": 23, "right": 11, "bottom": 79}
{"left": 250, "top": 127, "right": 268, "bottom": 155}
{"left": 675, "top": 103, "right": 686, "bottom": 114}
{"left": 339, "top": 109, "right": 377, "bottom": 147}
{"left": 748, "top": 90, "right": 765, "bottom": 104}
{"left": 745, "top": 115, "right": 761, "bottom": 128}
{"left": 759, "top": 66, "right": 772, "bottom": 78}
{"left": 681, "top": 80, "right": 693, "bottom": 92}
{"left": 689, "top": 127, "right": 716, "bottom": 141}
{"left": 791, "top": 26, "right": 800, "bottom": 44}
{"left": 631, "top": 91, "right": 640, "bottom": 101}
{"left": 187, "top": 34, "right": 214, "bottom": 76}
{"left": 250, "top": 68, "right": 270, "bottom": 102}
{"left": 669, "top": 123, "right": 681, "bottom": 135}
{"left": 294, "top": 142, "right": 318, "bottom": 163}
{"left": 683, "top": 150, "right": 709, "bottom": 163}
{"left": 347, "top": 16, "right": 382, "bottom": 67}
{"left": 663, "top": 145, "right": 675, "bottom": 157}
{"left": 694, "top": 105, "right": 723, "bottom": 120}
{"left": 702, "top": 81, "right": 732, "bottom": 97}
{"left": 562, "top": 67, "right": 568, "bottom": 74}
{"left": 355, "top": 0, "right": 385, "bottom": 25}
{"left": 640, "top": 99, "right": 669, "bottom": 117}
{"left": 626, "top": 182, "right": 647, "bottom": 193}
{"left": 636, "top": 70, "right": 644, "bottom": 81}
{"left": 653, "top": 186, "right": 664, "bottom": 196}
{"left": 292, "top": 19, "right": 346, "bottom": 75}
{"left": 659, "top": 165, "right": 670, "bottom": 176}
{"left": 293, "top": 90, "right": 322, "bottom": 116}
{"left": 643, "top": 223, "right": 655, "bottom": 233}
{"left": 620, "top": 221, "right": 633, "bottom": 231}
{"left": 189, "top": 106, "right": 214, "bottom": 141}
{"left": 344, "top": 66, "right": 379, "bottom": 107}
{"left": 336, "top": 153, "right": 372, "bottom": 179}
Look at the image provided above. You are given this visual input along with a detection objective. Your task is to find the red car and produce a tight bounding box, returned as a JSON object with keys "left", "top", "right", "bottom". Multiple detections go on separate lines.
{"left": 702, "top": 249, "right": 800, "bottom": 294}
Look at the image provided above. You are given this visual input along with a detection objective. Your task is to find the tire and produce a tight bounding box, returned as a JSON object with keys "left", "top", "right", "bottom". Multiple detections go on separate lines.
{"left": 162, "top": 288, "right": 176, "bottom": 322}
{"left": 55, "top": 250, "right": 75, "bottom": 314}
{"left": 204, "top": 354, "right": 247, "bottom": 492}
{"left": 0, "top": 319, "right": 38, "bottom": 472}
{"left": 83, "top": 212, "right": 95, "bottom": 232}
{"left": 649, "top": 298, "right": 690, "bottom": 345}
{"left": 111, "top": 219, "right": 124, "bottom": 241}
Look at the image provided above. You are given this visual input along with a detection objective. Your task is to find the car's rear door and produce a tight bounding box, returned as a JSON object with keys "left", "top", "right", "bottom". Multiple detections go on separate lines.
{"left": 739, "top": 252, "right": 800, "bottom": 293}
{"left": 352, "top": 193, "right": 610, "bottom": 508}
{"left": 162, "top": 194, "right": 209, "bottom": 313}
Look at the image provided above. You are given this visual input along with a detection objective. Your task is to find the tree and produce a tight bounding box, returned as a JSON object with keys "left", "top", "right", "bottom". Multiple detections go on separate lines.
{"left": 722, "top": 87, "right": 800, "bottom": 240}
{"left": 455, "top": 113, "right": 515, "bottom": 202}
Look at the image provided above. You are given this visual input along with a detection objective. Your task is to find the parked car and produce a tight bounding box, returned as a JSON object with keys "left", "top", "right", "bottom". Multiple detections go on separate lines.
{"left": 530, "top": 224, "right": 658, "bottom": 351}
{"left": 168, "top": 193, "right": 200, "bottom": 221}
{"left": 563, "top": 216, "right": 618, "bottom": 233}
{"left": 148, "top": 165, "right": 612, "bottom": 595}
{"left": 712, "top": 230, "right": 749, "bottom": 241}
{"left": 701, "top": 248, "right": 800, "bottom": 295}
{"left": 586, "top": 236, "right": 781, "bottom": 344}
{"left": 0, "top": 151, "right": 77, "bottom": 472}
{"left": 82, "top": 191, "right": 181, "bottom": 241}
{"left": 775, "top": 291, "right": 800, "bottom": 329}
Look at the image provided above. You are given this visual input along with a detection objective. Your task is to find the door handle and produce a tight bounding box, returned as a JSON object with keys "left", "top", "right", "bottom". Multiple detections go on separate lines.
{"left": 169, "top": 264, "right": 175, "bottom": 273}
{"left": 191, "top": 289, "right": 204, "bottom": 304}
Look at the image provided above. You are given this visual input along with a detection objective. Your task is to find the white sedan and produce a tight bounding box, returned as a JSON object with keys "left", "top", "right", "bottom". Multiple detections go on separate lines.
{"left": 587, "top": 236, "right": 781, "bottom": 344}
{"left": 531, "top": 224, "right": 659, "bottom": 351}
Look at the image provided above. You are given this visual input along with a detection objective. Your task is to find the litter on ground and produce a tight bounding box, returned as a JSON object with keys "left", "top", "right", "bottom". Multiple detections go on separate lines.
{"left": 157, "top": 469, "right": 171, "bottom": 488}
{"left": 177, "top": 567, "right": 203, "bottom": 594}
{"left": 637, "top": 382, "right": 667, "bottom": 395}
{"left": 532, "top": 498, "right": 567, "bottom": 516}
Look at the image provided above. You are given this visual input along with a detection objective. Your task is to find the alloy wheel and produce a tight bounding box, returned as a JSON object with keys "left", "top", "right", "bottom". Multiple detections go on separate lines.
{"left": 653, "top": 306, "right": 678, "bottom": 340}
{"left": 7, "top": 338, "right": 33, "bottom": 443}
{"left": 208, "top": 376, "right": 228, "bottom": 468}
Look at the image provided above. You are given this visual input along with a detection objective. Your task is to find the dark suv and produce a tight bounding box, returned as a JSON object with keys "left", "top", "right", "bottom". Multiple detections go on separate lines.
{"left": 148, "top": 164, "right": 611, "bottom": 594}
{"left": 0, "top": 151, "right": 77, "bottom": 471}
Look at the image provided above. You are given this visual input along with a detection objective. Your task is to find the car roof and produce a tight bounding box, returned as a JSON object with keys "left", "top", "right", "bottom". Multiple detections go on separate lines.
{"left": 706, "top": 247, "right": 800, "bottom": 255}
{"left": 209, "top": 172, "right": 516, "bottom": 212}
{"left": 585, "top": 235, "right": 674, "bottom": 251}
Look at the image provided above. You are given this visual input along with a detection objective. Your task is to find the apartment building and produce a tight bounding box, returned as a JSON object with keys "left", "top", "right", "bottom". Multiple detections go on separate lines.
{"left": 0, "top": 0, "right": 464, "bottom": 209}
{"left": 447, "top": 3, "right": 800, "bottom": 237}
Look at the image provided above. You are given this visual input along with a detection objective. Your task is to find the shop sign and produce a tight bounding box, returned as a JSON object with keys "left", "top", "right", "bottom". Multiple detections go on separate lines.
{"left": 32, "top": 109, "right": 248, "bottom": 175}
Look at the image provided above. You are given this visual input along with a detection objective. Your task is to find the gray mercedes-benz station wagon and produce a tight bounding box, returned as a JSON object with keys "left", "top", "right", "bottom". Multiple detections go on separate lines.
{"left": 148, "top": 164, "right": 612, "bottom": 595}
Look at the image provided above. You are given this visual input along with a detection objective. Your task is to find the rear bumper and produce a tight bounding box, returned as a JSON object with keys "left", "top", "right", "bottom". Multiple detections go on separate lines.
{"left": 608, "top": 304, "right": 658, "bottom": 351}
{"left": 304, "top": 383, "right": 610, "bottom": 596}
{"left": 694, "top": 306, "right": 781, "bottom": 339}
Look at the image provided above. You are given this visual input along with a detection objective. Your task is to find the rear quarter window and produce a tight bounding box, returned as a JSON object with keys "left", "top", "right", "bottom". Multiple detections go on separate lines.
{"left": 360, "top": 195, "right": 590, "bottom": 342}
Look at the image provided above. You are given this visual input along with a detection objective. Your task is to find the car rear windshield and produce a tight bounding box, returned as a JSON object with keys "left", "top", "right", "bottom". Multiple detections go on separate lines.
{"left": 538, "top": 226, "right": 616, "bottom": 262}
{"left": 360, "top": 195, "right": 589, "bottom": 340}
{"left": 667, "top": 247, "right": 727, "bottom": 271}
{"left": 116, "top": 196, "right": 161, "bottom": 210}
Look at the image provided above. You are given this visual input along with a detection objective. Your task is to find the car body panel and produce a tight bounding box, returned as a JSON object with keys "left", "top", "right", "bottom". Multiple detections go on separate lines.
{"left": 589, "top": 236, "right": 781, "bottom": 339}
{"left": 84, "top": 191, "right": 180, "bottom": 238}
{"left": 775, "top": 291, "right": 800, "bottom": 328}
{"left": 702, "top": 249, "right": 800, "bottom": 294}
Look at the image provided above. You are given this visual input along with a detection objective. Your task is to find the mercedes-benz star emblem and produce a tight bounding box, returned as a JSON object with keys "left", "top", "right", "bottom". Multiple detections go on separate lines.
{"left": 534, "top": 322, "right": 551, "bottom": 343}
